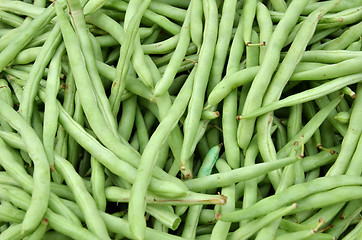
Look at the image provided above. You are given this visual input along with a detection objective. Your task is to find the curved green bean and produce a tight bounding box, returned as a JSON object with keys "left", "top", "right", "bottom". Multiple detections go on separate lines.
{"left": 0, "top": 99, "right": 50, "bottom": 236}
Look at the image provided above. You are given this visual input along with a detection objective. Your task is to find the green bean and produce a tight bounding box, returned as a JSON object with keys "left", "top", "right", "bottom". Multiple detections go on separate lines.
{"left": 146, "top": 205, "right": 181, "bottom": 230}
{"left": 303, "top": 0, "right": 362, "bottom": 14}
{"left": 24, "top": 218, "right": 48, "bottom": 240}
{"left": 68, "top": 0, "right": 121, "bottom": 135}
{"left": 0, "top": 172, "right": 20, "bottom": 187}
{"left": 345, "top": 135, "right": 362, "bottom": 177}
{"left": 0, "top": 10, "right": 23, "bottom": 28}
{"left": 327, "top": 83, "right": 362, "bottom": 176}
{"left": 296, "top": 50, "right": 362, "bottom": 63}
{"left": 199, "top": 110, "right": 218, "bottom": 120}
{"left": 288, "top": 186, "right": 362, "bottom": 215}
{"left": 118, "top": 95, "right": 137, "bottom": 140}
{"left": 228, "top": 204, "right": 297, "bottom": 240}
{"left": 31, "top": 104, "right": 44, "bottom": 140}
{"left": 181, "top": 145, "right": 221, "bottom": 239}
{"left": 43, "top": 44, "right": 64, "bottom": 172}
{"left": 90, "top": 156, "right": 106, "bottom": 212}
{"left": 142, "top": 34, "right": 181, "bottom": 55}
{"left": 346, "top": 38, "right": 362, "bottom": 51}
{"left": 108, "top": 0, "right": 151, "bottom": 117}
{"left": 291, "top": 56, "right": 362, "bottom": 81}
{"left": 286, "top": 105, "right": 305, "bottom": 185}
{"left": 325, "top": 21, "right": 362, "bottom": 50}
{"left": 220, "top": 175, "right": 362, "bottom": 222}
{"left": 83, "top": 0, "right": 109, "bottom": 15}
{"left": 341, "top": 219, "right": 362, "bottom": 240}
{"left": 94, "top": 35, "right": 119, "bottom": 47}
{"left": 254, "top": 220, "right": 281, "bottom": 240}
{"left": 301, "top": 145, "right": 340, "bottom": 172}
{"left": 220, "top": 14, "right": 245, "bottom": 170}
{"left": 154, "top": 45, "right": 197, "bottom": 67}
{"left": 105, "top": 186, "right": 226, "bottom": 206}
{"left": 128, "top": 71, "right": 195, "bottom": 239}
{"left": 0, "top": 223, "right": 22, "bottom": 240}
{"left": 242, "top": 0, "right": 257, "bottom": 45}
{"left": 256, "top": 2, "right": 273, "bottom": 64}
{"left": 325, "top": 199, "right": 362, "bottom": 239}
{"left": 96, "top": 61, "right": 153, "bottom": 100}
{"left": 40, "top": 89, "right": 188, "bottom": 197}
{"left": 100, "top": 211, "right": 186, "bottom": 240}
{"left": 308, "top": 27, "right": 342, "bottom": 46}
{"left": 287, "top": 105, "right": 303, "bottom": 140}
{"left": 145, "top": 55, "right": 185, "bottom": 173}
{"left": 318, "top": 5, "right": 362, "bottom": 24}
{"left": 0, "top": 202, "right": 25, "bottom": 223}
{"left": 19, "top": 23, "right": 62, "bottom": 123}
{"left": 0, "top": 99, "right": 50, "bottom": 236}
{"left": 255, "top": 1, "right": 339, "bottom": 189}
{"left": 207, "top": 0, "right": 237, "bottom": 96}
{"left": 180, "top": 0, "right": 218, "bottom": 174}
{"left": 0, "top": 0, "right": 44, "bottom": 19}
{"left": 66, "top": 93, "right": 84, "bottom": 169}
{"left": 190, "top": 0, "right": 203, "bottom": 52}
{"left": 236, "top": 0, "right": 310, "bottom": 150}
{"left": 10, "top": 47, "right": 42, "bottom": 65}
{"left": 209, "top": 159, "right": 235, "bottom": 239}
{"left": 153, "top": 8, "right": 190, "bottom": 97}
{"left": 0, "top": 80, "right": 14, "bottom": 132}
{"left": 148, "top": 1, "right": 186, "bottom": 23}
{"left": 54, "top": 155, "right": 110, "bottom": 239}
{"left": 185, "top": 155, "right": 299, "bottom": 192}
{"left": 0, "top": 148, "right": 81, "bottom": 228}
{"left": 106, "top": 0, "right": 180, "bottom": 35}
{"left": 242, "top": 73, "right": 362, "bottom": 120}
{"left": 276, "top": 94, "right": 343, "bottom": 158}
{"left": 135, "top": 107, "right": 149, "bottom": 154}
{"left": 0, "top": 17, "right": 29, "bottom": 53}
{"left": 313, "top": 91, "right": 348, "bottom": 137}
{"left": 204, "top": 66, "right": 259, "bottom": 110}
{"left": 56, "top": 1, "right": 149, "bottom": 175}
{"left": 276, "top": 229, "right": 316, "bottom": 240}
{"left": 240, "top": 135, "right": 259, "bottom": 225}
{"left": 270, "top": 0, "right": 287, "bottom": 12}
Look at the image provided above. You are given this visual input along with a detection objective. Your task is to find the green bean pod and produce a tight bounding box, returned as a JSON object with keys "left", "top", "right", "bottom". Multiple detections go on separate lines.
{"left": 220, "top": 175, "right": 362, "bottom": 222}
{"left": 0, "top": 100, "right": 50, "bottom": 236}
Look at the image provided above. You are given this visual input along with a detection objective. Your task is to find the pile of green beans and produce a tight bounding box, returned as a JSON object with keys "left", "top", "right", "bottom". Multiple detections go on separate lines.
{"left": 0, "top": 0, "right": 361, "bottom": 239}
